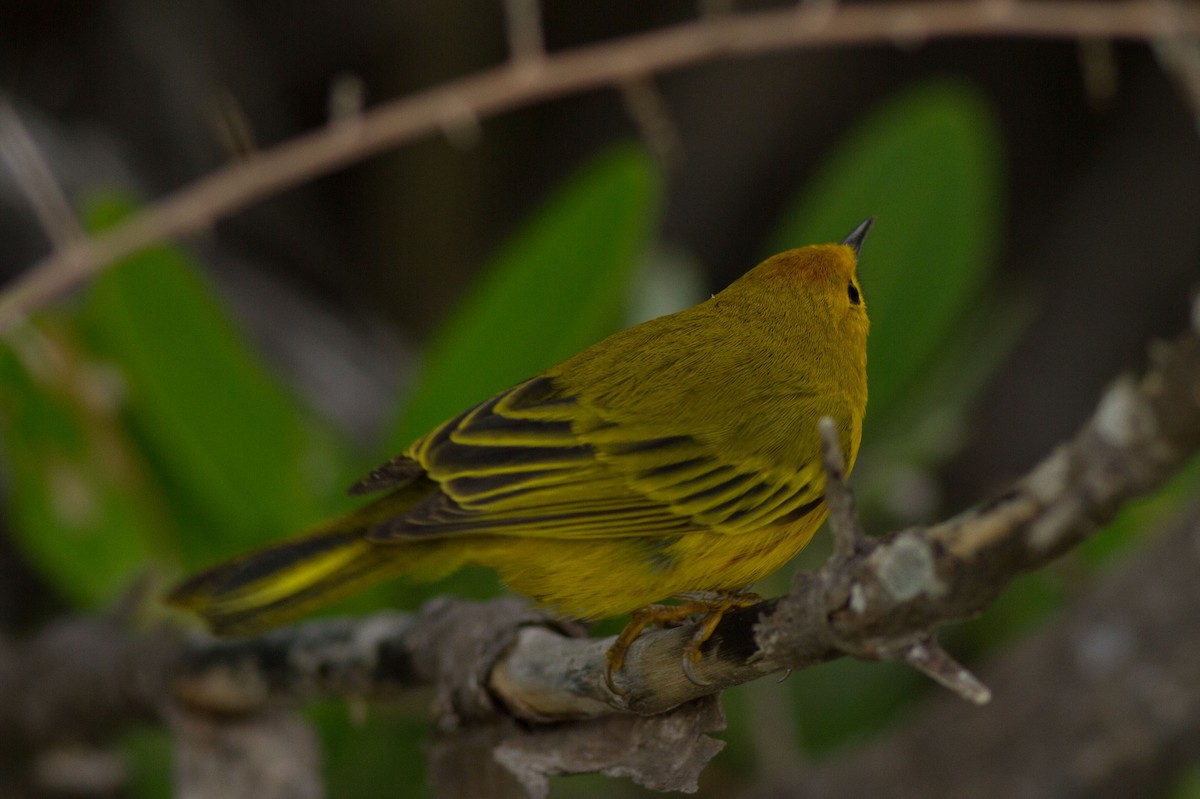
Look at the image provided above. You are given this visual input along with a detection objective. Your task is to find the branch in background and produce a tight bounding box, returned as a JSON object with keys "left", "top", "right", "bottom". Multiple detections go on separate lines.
{"left": 174, "top": 708, "right": 321, "bottom": 799}
{"left": 2, "top": 0, "right": 1199, "bottom": 329}
{"left": 0, "top": 301, "right": 1197, "bottom": 797}
{"left": 0, "top": 102, "right": 85, "bottom": 251}
{"left": 619, "top": 78, "right": 685, "bottom": 170}
{"left": 0, "top": 618, "right": 173, "bottom": 750}
{"left": 0, "top": 617, "right": 174, "bottom": 796}
{"left": 502, "top": 0, "right": 546, "bottom": 64}
{"left": 1154, "top": 37, "right": 1200, "bottom": 131}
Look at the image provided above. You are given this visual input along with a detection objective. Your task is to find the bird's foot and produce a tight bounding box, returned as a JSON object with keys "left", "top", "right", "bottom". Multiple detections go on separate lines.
{"left": 603, "top": 591, "right": 762, "bottom": 696}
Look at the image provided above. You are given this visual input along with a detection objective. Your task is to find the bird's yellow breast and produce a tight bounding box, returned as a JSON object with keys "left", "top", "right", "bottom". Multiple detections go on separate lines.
{"left": 471, "top": 505, "right": 830, "bottom": 619}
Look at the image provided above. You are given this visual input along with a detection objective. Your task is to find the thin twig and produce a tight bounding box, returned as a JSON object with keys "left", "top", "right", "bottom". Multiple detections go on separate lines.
{"left": 327, "top": 73, "right": 368, "bottom": 124}
{"left": 896, "top": 636, "right": 991, "bottom": 705}
{"left": 2, "top": 0, "right": 1198, "bottom": 328}
{"left": 816, "top": 418, "right": 990, "bottom": 702}
{"left": 818, "top": 416, "right": 866, "bottom": 558}
{"left": 1154, "top": 38, "right": 1200, "bottom": 134}
{"left": 1077, "top": 37, "right": 1119, "bottom": 107}
{"left": 503, "top": 0, "right": 546, "bottom": 64}
{"left": 205, "top": 91, "right": 259, "bottom": 161}
{"left": 619, "top": 78, "right": 685, "bottom": 169}
{"left": 0, "top": 102, "right": 86, "bottom": 251}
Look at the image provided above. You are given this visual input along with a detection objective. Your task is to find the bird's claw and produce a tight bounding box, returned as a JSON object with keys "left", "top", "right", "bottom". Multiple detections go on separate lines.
{"left": 681, "top": 650, "right": 711, "bottom": 687}
{"left": 603, "top": 658, "right": 627, "bottom": 697}
{"left": 603, "top": 591, "right": 761, "bottom": 696}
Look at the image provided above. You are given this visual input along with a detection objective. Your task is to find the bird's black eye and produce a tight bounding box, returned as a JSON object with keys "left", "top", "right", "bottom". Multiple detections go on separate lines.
{"left": 848, "top": 281, "right": 861, "bottom": 305}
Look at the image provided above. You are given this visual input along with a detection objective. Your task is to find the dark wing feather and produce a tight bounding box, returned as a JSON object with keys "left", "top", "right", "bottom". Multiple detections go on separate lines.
{"left": 362, "top": 376, "right": 825, "bottom": 541}
{"left": 348, "top": 456, "right": 425, "bottom": 496}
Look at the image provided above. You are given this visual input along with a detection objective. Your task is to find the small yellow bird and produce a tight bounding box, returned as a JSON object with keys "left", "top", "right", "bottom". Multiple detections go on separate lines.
{"left": 169, "top": 219, "right": 872, "bottom": 685}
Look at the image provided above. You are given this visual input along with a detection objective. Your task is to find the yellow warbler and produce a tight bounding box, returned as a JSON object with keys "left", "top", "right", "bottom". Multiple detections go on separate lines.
{"left": 169, "top": 219, "right": 872, "bottom": 681}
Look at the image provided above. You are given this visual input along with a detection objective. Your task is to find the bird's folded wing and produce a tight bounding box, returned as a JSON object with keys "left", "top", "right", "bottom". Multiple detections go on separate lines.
{"left": 363, "top": 376, "right": 825, "bottom": 541}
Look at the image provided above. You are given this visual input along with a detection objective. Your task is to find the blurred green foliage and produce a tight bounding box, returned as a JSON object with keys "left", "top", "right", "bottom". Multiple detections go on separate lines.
{"left": 2, "top": 144, "right": 660, "bottom": 798}
{"left": 0, "top": 318, "right": 178, "bottom": 605}
{"left": 772, "top": 79, "right": 1002, "bottom": 419}
{"left": 0, "top": 82, "right": 1194, "bottom": 796}
{"left": 1172, "top": 763, "right": 1200, "bottom": 799}
{"left": 387, "top": 143, "right": 659, "bottom": 452}
{"left": 81, "top": 199, "right": 353, "bottom": 557}
{"left": 0, "top": 198, "right": 352, "bottom": 609}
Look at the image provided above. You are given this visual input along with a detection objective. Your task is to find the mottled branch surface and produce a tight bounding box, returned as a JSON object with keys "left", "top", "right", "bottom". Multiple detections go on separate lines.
{"left": 747, "top": 499, "right": 1200, "bottom": 799}
{"left": 1, "top": 307, "right": 1197, "bottom": 796}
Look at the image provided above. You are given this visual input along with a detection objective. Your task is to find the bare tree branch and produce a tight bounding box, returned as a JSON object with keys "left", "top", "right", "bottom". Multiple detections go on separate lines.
{"left": 1, "top": 299, "right": 1197, "bottom": 796}
{"left": 1, "top": 0, "right": 1198, "bottom": 330}
{"left": 492, "top": 303, "right": 1200, "bottom": 717}
{"left": 747, "top": 499, "right": 1200, "bottom": 799}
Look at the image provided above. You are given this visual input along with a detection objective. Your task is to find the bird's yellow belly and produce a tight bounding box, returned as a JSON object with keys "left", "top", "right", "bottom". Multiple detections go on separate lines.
{"left": 472, "top": 508, "right": 829, "bottom": 619}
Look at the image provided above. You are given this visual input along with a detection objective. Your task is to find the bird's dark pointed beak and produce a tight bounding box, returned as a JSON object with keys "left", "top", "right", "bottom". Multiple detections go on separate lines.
{"left": 841, "top": 217, "right": 875, "bottom": 256}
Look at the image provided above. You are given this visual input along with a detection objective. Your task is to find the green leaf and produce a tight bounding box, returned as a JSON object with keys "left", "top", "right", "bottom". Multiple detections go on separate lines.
{"left": 79, "top": 195, "right": 345, "bottom": 564}
{"left": 122, "top": 728, "right": 173, "bottom": 799}
{"left": 787, "top": 658, "right": 924, "bottom": 753}
{"left": 0, "top": 322, "right": 178, "bottom": 605}
{"left": 386, "top": 144, "right": 660, "bottom": 452}
{"left": 1170, "top": 762, "right": 1200, "bottom": 799}
{"left": 770, "top": 80, "right": 1002, "bottom": 418}
{"left": 309, "top": 703, "right": 430, "bottom": 799}
{"left": 0, "top": 195, "right": 354, "bottom": 603}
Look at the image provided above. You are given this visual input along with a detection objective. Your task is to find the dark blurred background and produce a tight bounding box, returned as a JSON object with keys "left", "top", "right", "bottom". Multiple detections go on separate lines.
{"left": 1, "top": 1, "right": 1199, "bottom": 797}
{"left": 4, "top": 1, "right": 1197, "bottom": 453}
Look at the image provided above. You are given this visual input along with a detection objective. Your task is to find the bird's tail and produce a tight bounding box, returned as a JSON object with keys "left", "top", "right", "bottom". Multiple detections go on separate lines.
{"left": 166, "top": 491, "right": 460, "bottom": 636}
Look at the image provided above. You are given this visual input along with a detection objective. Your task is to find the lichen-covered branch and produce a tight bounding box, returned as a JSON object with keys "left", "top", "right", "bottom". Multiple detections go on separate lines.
{"left": 747, "top": 499, "right": 1200, "bottom": 799}
{"left": 490, "top": 300, "right": 1200, "bottom": 717}
{"left": 2, "top": 309, "right": 1198, "bottom": 796}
